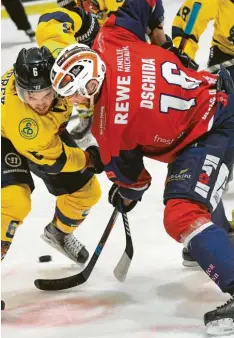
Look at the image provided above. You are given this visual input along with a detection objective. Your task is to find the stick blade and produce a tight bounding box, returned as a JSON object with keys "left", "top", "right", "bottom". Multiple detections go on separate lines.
{"left": 113, "top": 252, "right": 132, "bottom": 282}
{"left": 34, "top": 272, "right": 87, "bottom": 291}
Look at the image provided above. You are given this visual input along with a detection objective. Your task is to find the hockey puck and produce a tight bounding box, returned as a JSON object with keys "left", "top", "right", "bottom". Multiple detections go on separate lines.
{"left": 39, "top": 255, "right": 52, "bottom": 263}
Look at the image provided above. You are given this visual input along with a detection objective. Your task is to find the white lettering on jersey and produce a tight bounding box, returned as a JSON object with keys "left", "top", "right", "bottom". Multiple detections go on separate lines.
{"left": 202, "top": 96, "right": 216, "bottom": 120}
{"left": 140, "top": 59, "right": 156, "bottom": 109}
{"left": 114, "top": 76, "right": 131, "bottom": 124}
{"left": 194, "top": 154, "right": 220, "bottom": 199}
{"left": 116, "top": 46, "right": 131, "bottom": 73}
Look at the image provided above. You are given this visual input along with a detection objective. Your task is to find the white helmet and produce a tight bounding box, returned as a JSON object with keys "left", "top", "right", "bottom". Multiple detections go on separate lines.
{"left": 51, "top": 43, "right": 106, "bottom": 98}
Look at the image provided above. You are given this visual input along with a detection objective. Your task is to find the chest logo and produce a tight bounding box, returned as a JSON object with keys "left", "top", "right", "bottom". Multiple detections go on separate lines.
{"left": 19, "top": 118, "right": 38, "bottom": 140}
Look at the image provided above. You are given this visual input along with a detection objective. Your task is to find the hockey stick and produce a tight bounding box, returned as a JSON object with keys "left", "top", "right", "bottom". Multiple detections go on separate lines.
{"left": 178, "top": 2, "right": 202, "bottom": 54}
{"left": 113, "top": 211, "right": 133, "bottom": 282}
{"left": 204, "top": 58, "right": 234, "bottom": 73}
{"left": 34, "top": 208, "right": 119, "bottom": 291}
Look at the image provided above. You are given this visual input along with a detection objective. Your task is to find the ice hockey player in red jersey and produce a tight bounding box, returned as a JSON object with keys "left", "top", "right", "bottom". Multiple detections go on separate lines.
{"left": 51, "top": 0, "right": 234, "bottom": 334}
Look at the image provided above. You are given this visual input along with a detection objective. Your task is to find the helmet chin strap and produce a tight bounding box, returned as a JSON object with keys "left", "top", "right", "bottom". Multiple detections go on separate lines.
{"left": 90, "top": 96, "right": 94, "bottom": 107}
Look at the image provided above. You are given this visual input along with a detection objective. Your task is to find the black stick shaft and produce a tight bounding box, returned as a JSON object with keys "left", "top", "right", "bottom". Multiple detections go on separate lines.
{"left": 34, "top": 208, "right": 119, "bottom": 291}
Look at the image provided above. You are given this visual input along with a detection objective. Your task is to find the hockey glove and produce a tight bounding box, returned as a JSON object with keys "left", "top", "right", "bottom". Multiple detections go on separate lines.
{"left": 85, "top": 145, "right": 104, "bottom": 174}
{"left": 162, "top": 35, "right": 199, "bottom": 71}
{"left": 108, "top": 184, "right": 138, "bottom": 213}
{"left": 75, "top": 12, "right": 100, "bottom": 47}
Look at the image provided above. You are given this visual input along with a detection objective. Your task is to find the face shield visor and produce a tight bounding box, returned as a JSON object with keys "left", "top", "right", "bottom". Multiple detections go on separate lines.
{"left": 15, "top": 82, "right": 56, "bottom": 103}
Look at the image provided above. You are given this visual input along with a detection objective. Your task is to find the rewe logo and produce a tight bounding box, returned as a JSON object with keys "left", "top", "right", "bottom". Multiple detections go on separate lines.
{"left": 194, "top": 154, "right": 220, "bottom": 198}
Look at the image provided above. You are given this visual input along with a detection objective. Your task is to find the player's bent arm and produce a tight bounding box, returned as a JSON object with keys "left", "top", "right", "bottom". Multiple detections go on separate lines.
{"left": 104, "top": 147, "right": 152, "bottom": 201}
{"left": 148, "top": 0, "right": 166, "bottom": 46}
{"left": 172, "top": 0, "right": 217, "bottom": 59}
{"left": 36, "top": 8, "right": 83, "bottom": 57}
{"left": 113, "top": 0, "right": 165, "bottom": 43}
{"left": 40, "top": 141, "right": 94, "bottom": 173}
{"left": 149, "top": 24, "right": 167, "bottom": 46}
{"left": 7, "top": 132, "right": 89, "bottom": 174}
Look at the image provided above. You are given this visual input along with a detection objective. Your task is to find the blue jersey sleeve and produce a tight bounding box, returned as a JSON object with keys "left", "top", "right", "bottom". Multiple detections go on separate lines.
{"left": 114, "top": 0, "right": 164, "bottom": 41}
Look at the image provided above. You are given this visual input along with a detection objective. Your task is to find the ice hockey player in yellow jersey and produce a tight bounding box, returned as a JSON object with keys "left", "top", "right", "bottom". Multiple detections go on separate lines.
{"left": 1, "top": 46, "right": 104, "bottom": 264}
{"left": 36, "top": 2, "right": 101, "bottom": 145}
{"left": 172, "top": 0, "right": 234, "bottom": 77}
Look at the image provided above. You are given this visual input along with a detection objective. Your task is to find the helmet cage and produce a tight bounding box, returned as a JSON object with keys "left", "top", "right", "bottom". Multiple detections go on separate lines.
{"left": 51, "top": 44, "right": 106, "bottom": 99}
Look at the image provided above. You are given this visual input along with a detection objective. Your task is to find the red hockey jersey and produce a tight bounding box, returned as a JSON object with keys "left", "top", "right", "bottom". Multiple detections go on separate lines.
{"left": 91, "top": 0, "right": 219, "bottom": 193}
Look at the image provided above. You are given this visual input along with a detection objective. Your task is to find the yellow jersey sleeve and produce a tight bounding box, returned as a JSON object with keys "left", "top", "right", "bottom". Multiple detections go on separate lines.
{"left": 95, "top": 0, "right": 125, "bottom": 25}
{"left": 1, "top": 70, "right": 88, "bottom": 173}
{"left": 213, "top": 0, "right": 234, "bottom": 56}
{"left": 36, "top": 8, "right": 83, "bottom": 59}
{"left": 172, "top": 0, "right": 217, "bottom": 60}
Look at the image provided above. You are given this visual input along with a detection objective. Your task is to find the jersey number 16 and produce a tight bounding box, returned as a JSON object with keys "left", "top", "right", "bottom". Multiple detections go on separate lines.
{"left": 160, "top": 61, "right": 201, "bottom": 114}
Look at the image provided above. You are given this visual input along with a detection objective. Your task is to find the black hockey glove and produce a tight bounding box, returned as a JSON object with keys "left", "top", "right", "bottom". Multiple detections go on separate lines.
{"left": 162, "top": 35, "right": 199, "bottom": 71}
{"left": 108, "top": 184, "right": 138, "bottom": 213}
{"left": 75, "top": 12, "right": 100, "bottom": 47}
{"left": 85, "top": 145, "right": 104, "bottom": 174}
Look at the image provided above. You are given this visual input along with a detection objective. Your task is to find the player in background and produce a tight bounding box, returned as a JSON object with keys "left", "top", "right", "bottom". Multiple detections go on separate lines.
{"left": 172, "top": 0, "right": 234, "bottom": 77}
{"left": 2, "top": 0, "right": 35, "bottom": 41}
{"left": 50, "top": 0, "right": 234, "bottom": 334}
{"left": 172, "top": 0, "right": 234, "bottom": 266}
{"left": 1, "top": 47, "right": 104, "bottom": 271}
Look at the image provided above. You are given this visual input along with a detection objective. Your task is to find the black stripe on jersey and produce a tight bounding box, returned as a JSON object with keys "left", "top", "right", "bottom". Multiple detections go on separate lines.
{"left": 38, "top": 11, "right": 74, "bottom": 30}
{"left": 212, "top": 38, "right": 234, "bottom": 53}
{"left": 55, "top": 206, "right": 80, "bottom": 225}
{"left": 172, "top": 26, "right": 198, "bottom": 44}
{"left": 37, "top": 145, "right": 67, "bottom": 174}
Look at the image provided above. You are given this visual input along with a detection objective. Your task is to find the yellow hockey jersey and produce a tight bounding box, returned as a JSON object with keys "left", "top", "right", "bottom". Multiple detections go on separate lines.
{"left": 36, "top": 1, "right": 125, "bottom": 55}
{"left": 36, "top": 7, "right": 83, "bottom": 58}
{"left": 172, "top": 0, "right": 234, "bottom": 60}
{"left": 91, "top": 0, "right": 125, "bottom": 25}
{"left": 1, "top": 69, "right": 88, "bottom": 173}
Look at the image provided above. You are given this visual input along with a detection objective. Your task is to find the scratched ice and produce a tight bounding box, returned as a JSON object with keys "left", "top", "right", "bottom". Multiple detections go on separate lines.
{"left": 1, "top": 1, "right": 233, "bottom": 337}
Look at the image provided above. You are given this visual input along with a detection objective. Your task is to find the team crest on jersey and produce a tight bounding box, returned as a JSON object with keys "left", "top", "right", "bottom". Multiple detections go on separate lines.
{"left": 19, "top": 118, "right": 38, "bottom": 140}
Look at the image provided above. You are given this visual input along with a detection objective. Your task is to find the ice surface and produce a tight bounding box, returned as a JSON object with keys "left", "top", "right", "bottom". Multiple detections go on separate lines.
{"left": 1, "top": 1, "right": 233, "bottom": 337}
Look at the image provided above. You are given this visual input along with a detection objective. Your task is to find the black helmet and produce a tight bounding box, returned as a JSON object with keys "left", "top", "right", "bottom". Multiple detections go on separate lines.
{"left": 14, "top": 46, "right": 54, "bottom": 91}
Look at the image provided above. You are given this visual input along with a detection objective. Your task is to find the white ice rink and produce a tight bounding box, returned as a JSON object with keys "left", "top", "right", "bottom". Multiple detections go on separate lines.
{"left": 1, "top": 1, "right": 234, "bottom": 337}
